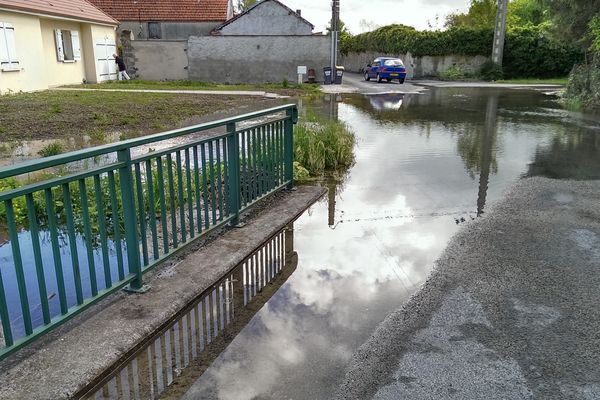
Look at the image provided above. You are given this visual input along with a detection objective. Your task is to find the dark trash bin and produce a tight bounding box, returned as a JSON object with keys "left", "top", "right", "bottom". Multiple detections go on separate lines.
{"left": 323, "top": 67, "right": 332, "bottom": 84}
{"left": 308, "top": 68, "right": 316, "bottom": 83}
{"left": 334, "top": 66, "right": 345, "bottom": 84}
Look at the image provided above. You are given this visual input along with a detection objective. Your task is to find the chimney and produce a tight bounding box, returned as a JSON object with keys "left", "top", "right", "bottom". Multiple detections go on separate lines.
{"left": 296, "top": 9, "right": 301, "bottom": 16}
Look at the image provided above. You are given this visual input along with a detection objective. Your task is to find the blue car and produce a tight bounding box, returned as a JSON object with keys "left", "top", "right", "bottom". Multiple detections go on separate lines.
{"left": 364, "top": 57, "right": 407, "bottom": 84}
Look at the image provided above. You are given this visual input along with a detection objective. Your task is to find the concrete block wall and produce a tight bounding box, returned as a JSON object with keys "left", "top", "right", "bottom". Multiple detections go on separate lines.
{"left": 187, "top": 35, "right": 331, "bottom": 83}
{"left": 125, "top": 40, "right": 189, "bottom": 81}
{"left": 340, "top": 52, "right": 489, "bottom": 79}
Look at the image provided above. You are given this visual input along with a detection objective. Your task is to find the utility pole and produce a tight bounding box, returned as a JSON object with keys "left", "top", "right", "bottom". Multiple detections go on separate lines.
{"left": 492, "top": 0, "right": 508, "bottom": 65}
{"left": 331, "top": 0, "right": 340, "bottom": 73}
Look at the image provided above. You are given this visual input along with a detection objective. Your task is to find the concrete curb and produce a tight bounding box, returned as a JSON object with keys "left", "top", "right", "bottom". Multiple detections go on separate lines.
{"left": 50, "top": 88, "right": 289, "bottom": 99}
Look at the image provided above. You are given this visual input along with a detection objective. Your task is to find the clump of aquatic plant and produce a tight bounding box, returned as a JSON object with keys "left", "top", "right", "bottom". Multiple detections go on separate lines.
{"left": 294, "top": 117, "right": 355, "bottom": 177}
{"left": 293, "top": 161, "right": 310, "bottom": 181}
{"left": 38, "top": 142, "right": 64, "bottom": 157}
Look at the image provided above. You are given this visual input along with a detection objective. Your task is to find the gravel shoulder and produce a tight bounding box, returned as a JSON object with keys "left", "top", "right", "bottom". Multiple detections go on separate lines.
{"left": 337, "top": 177, "right": 600, "bottom": 400}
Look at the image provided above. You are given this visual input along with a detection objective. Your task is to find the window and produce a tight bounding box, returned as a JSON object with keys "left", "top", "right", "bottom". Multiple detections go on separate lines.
{"left": 0, "top": 22, "right": 19, "bottom": 71}
{"left": 384, "top": 59, "right": 404, "bottom": 67}
{"left": 54, "top": 29, "right": 81, "bottom": 62}
{"left": 148, "top": 22, "right": 161, "bottom": 39}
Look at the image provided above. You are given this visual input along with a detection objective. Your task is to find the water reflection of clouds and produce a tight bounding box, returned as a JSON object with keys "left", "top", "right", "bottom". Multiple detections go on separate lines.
{"left": 341, "top": 104, "right": 476, "bottom": 212}
{"left": 184, "top": 197, "right": 458, "bottom": 399}
{"left": 180, "top": 88, "right": 600, "bottom": 399}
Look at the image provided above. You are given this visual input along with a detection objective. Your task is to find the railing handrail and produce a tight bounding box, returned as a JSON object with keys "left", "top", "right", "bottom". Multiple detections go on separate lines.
{"left": 0, "top": 104, "right": 297, "bottom": 360}
{"left": 0, "top": 104, "right": 297, "bottom": 180}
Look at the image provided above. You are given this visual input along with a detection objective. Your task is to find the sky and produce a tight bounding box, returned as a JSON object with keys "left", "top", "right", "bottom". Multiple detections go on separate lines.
{"left": 280, "top": 0, "right": 470, "bottom": 33}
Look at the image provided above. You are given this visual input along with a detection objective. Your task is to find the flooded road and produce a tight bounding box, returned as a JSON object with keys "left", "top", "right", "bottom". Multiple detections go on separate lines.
{"left": 166, "top": 87, "right": 600, "bottom": 399}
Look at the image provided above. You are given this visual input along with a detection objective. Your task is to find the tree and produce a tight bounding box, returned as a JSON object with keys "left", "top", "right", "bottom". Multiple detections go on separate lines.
{"left": 446, "top": 0, "right": 550, "bottom": 31}
{"left": 445, "top": 0, "right": 497, "bottom": 29}
{"left": 235, "top": 0, "right": 257, "bottom": 13}
{"left": 541, "top": 0, "right": 600, "bottom": 52}
{"left": 506, "top": 0, "right": 549, "bottom": 28}
{"left": 359, "top": 19, "right": 380, "bottom": 33}
{"left": 327, "top": 20, "right": 352, "bottom": 44}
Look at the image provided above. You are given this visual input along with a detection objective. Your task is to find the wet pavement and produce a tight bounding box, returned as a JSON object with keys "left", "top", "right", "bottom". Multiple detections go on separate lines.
{"left": 169, "top": 87, "right": 600, "bottom": 399}
{"left": 337, "top": 178, "right": 600, "bottom": 400}
{"left": 321, "top": 72, "right": 425, "bottom": 94}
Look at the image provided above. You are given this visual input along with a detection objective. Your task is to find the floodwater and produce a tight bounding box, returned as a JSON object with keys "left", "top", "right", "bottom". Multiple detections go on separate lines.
{"left": 173, "top": 88, "right": 600, "bottom": 399}
{"left": 3, "top": 87, "right": 600, "bottom": 398}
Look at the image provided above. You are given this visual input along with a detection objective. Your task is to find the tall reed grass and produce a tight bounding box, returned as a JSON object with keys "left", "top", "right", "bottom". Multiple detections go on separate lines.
{"left": 294, "top": 117, "right": 355, "bottom": 179}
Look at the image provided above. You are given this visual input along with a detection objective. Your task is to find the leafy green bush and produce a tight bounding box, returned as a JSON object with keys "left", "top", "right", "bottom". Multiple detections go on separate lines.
{"left": 294, "top": 118, "right": 355, "bottom": 177}
{"left": 562, "top": 61, "right": 600, "bottom": 109}
{"left": 342, "top": 24, "right": 582, "bottom": 79}
{"left": 480, "top": 60, "right": 504, "bottom": 81}
{"left": 341, "top": 25, "right": 493, "bottom": 57}
{"left": 38, "top": 142, "right": 64, "bottom": 157}
{"left": 439, "top": 66, "right": 468, "bottom": 81}
{"left": 503, "top": 26, "right": 581, "bottom": 78}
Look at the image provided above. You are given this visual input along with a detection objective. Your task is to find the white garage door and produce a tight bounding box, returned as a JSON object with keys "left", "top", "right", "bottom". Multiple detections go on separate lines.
{"left": 95, "top": 39, "right": 117, "bottom": 81}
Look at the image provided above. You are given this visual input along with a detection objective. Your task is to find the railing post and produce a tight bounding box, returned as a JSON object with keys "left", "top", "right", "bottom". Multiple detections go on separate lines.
{"left": 284, "top": 107, "right": 297, "bottom": 189}
{"left": 118, "top": 149, "right": 149, "bottom": 293}
{"left": 226, "top": 122, "right": 242, "bottom": 227}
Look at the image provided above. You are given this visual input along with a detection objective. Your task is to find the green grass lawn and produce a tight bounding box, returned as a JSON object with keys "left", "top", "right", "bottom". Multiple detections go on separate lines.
{"left": 496, "top": 77, "right": 568, "bottom": 85}
{"left": 66, "top": 80, "right": 322, "bottom": 96}
{"left": 0, "top": 90, "right": 273, "bottom": 141}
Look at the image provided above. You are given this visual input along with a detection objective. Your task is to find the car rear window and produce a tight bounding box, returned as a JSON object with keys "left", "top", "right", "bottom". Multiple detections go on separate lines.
{"left": 384, "top": 59, "right": 404, "bottom": 66}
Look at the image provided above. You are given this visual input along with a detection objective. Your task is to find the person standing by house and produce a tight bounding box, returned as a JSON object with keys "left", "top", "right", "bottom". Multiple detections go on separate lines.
{"left": 113, "top": 53, "right": 130, "bottom": 80}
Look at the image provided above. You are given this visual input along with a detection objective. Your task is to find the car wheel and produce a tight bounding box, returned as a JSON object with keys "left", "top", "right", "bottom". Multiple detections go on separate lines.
{"left": 364, "top": 72, "right": 370, "bottom": 81}
{"left": 399, "top": 78, "right": 405, "bottom": 84}
{"left": 377, "top": 74, "right": 382, "bottom": 83}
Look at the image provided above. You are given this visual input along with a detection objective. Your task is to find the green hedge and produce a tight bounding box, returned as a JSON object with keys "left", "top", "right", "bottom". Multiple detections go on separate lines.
{"left": 341, "top": 25, "right": 582, "bottom": 78}
{"left": 503, "top": 27, "right": 582, "bottom": 78}
{"left": 341, "top": 25, "right": 492, "bottom": 57}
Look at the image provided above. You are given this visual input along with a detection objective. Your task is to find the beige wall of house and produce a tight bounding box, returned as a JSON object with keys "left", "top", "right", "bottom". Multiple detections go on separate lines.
{"left": 0, "top": 10, "right": 116, "bottom": 94}
{"left": 39, "top": 18, "right": 87, "bottom": 87}
{"left": 0, "top": 11, "right": 46, "bottom": 93}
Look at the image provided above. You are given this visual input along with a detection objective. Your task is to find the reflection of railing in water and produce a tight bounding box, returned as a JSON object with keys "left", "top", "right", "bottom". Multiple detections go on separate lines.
{"left": 0, "top": 105, "right": 298, "bottom": 360}
{"left": 81, "top": 226, "right": 297, "bottom": 400}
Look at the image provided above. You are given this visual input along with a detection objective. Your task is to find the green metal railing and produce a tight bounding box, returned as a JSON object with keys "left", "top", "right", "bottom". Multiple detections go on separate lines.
{"left": 0, "top": 104, "right": 297, "bottom": 360}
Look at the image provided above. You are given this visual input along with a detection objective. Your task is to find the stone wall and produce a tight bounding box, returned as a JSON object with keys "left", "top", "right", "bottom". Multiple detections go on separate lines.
{"left": 340, "top": 52, "right": 489, "bottom": 79}
{"left": 187, "top": 35, "right": 330, "bottom": 83}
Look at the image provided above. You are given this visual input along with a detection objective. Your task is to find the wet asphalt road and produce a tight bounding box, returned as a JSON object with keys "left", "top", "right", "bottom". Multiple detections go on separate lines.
{"left": 336, "top": 177, "right": 600, "bottom": 400}
{"left": 321, "top": 72, "right": 425, "bottom": 94}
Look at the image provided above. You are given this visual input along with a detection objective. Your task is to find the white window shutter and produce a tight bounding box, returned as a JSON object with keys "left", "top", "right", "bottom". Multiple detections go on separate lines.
{"left": 54, "top": 29, "right": 64, "bottom": 61}
{"left": 0, "top": 23, "right": 8, "bottom": 64}
{"left": 5, "top": 25, "right": 17, "bottom": 66}
{"left": 71, "top": 30, "right": 81, "bottom": 60}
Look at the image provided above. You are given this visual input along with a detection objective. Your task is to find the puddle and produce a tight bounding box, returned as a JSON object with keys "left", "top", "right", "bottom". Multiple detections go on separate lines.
{"left": 84, "top": 227, "right": 294, "bottom": 399}
{"left": 3, "top": 87, "right": 600, "bottom": 398}
{"left": 167, "top": 88, "right": 600, "bottom": 399}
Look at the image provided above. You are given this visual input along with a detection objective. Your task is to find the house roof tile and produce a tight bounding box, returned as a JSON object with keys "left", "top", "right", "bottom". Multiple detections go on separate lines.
{"left": 87, "top": 0, "right": 230, "bottom": 22}
{"left": 0, "top": 0, "right": 118, "bottom": 25}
